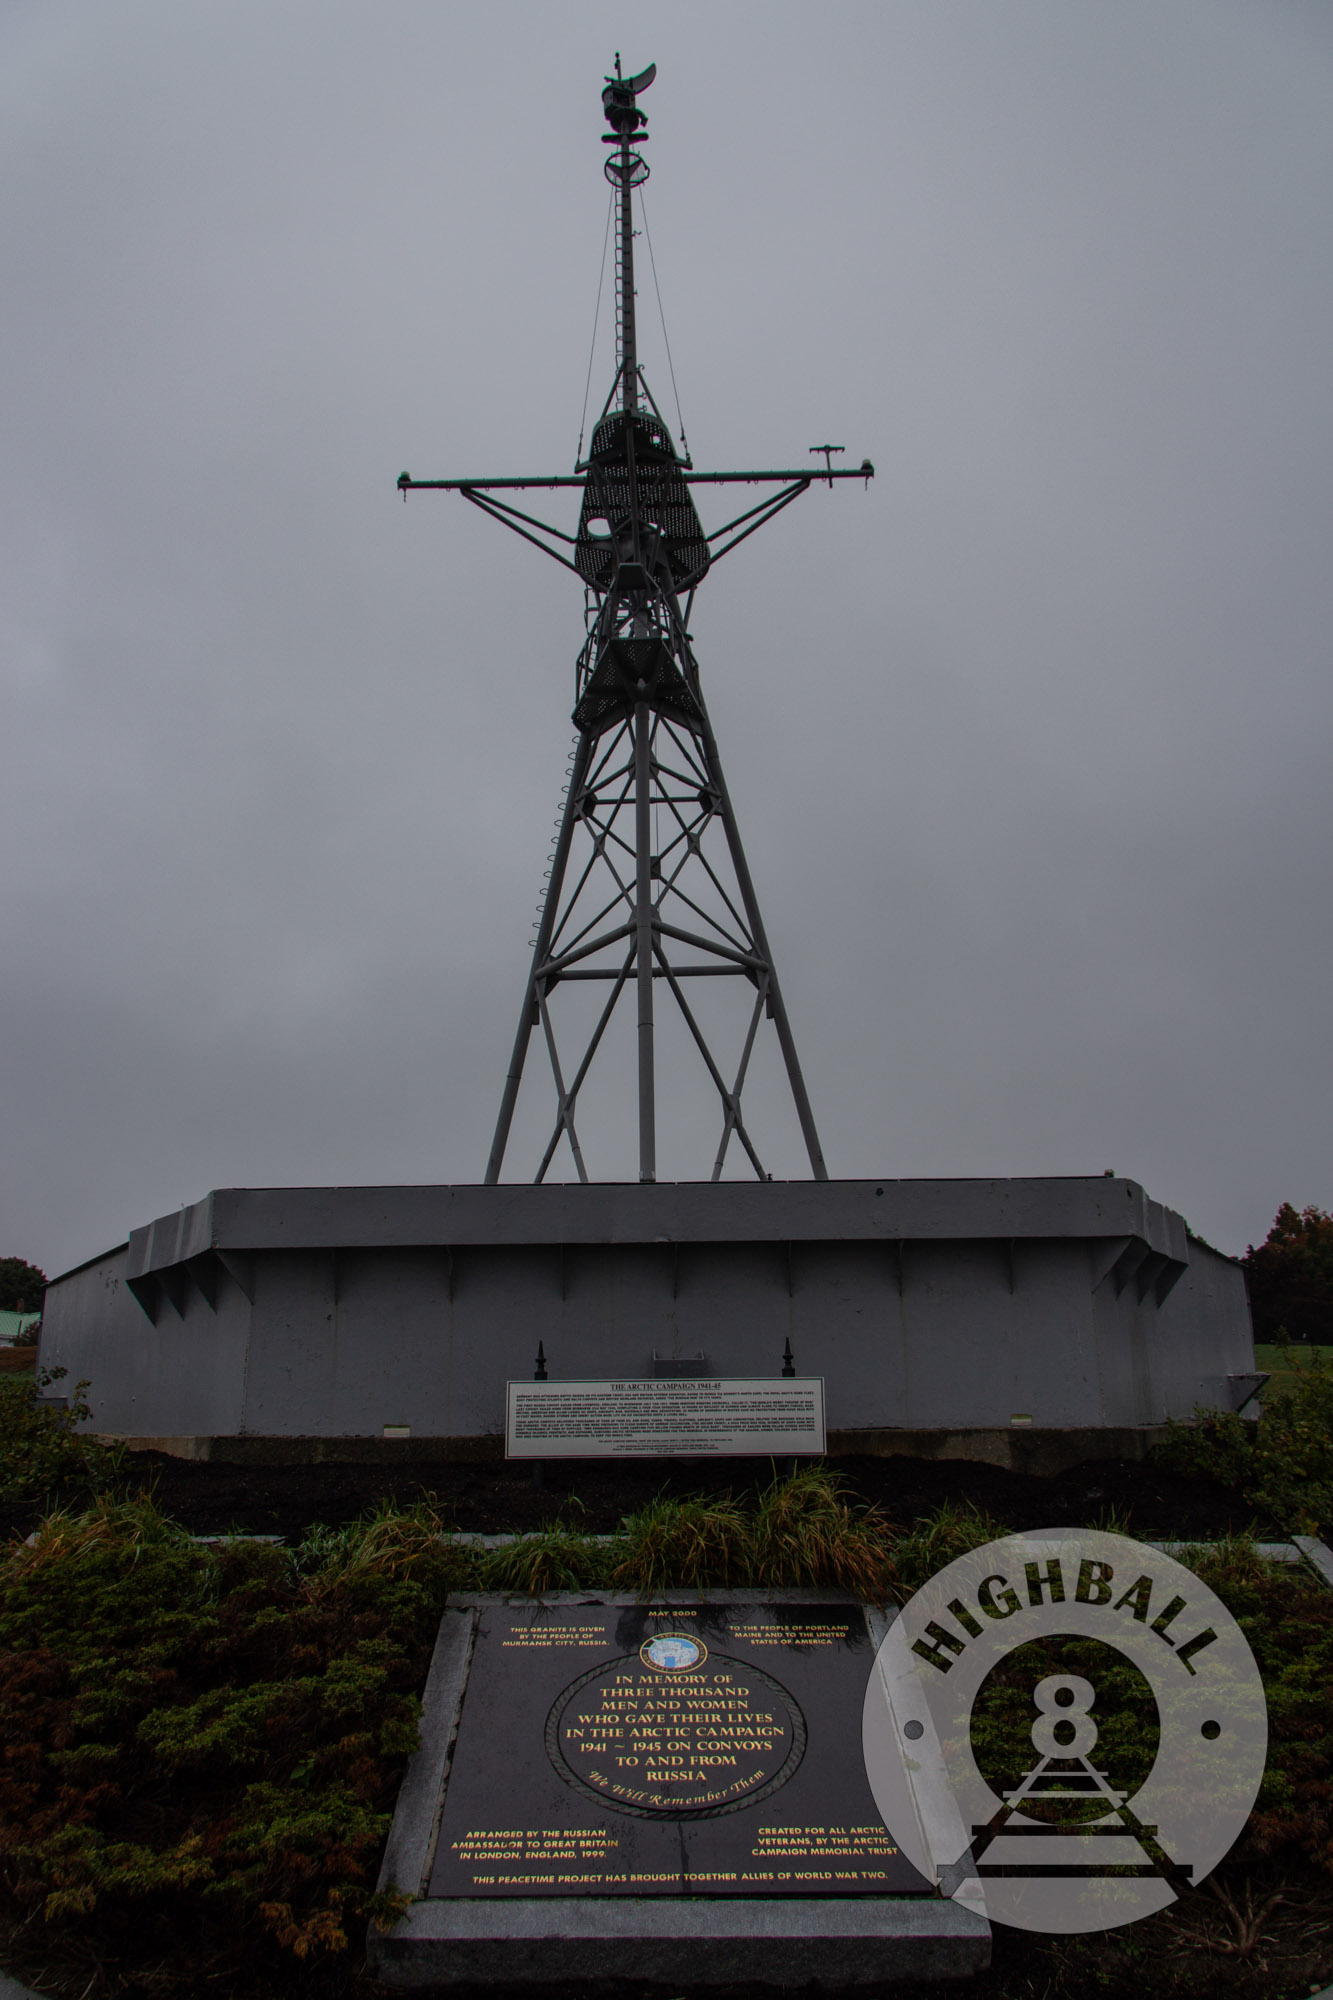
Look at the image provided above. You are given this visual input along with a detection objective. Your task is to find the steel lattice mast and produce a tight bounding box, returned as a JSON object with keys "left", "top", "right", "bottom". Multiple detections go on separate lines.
{"left": 398, "top": 59, "right": 872, "bottom": 1186}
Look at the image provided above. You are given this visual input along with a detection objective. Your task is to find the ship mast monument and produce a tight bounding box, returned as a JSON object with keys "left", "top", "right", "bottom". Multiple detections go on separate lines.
{"left": 38, "top": 61, "right": 1254, "bottom": 1467}
{"left": 399, "top": 59, "right": 872, "bottom": 1187}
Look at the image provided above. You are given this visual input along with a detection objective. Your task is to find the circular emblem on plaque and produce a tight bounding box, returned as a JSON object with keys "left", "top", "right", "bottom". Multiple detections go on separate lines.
{"left": 639, "top": 1632, "right": 707, "bottom": 1672}
{"left": 547, "top": 1649, "right": 805, "bottom": 1820}
{"left": 862, "top": 1529, "right": 1267, "bottom": 1935}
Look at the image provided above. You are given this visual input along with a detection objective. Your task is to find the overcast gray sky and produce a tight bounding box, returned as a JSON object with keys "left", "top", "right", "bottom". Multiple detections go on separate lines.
{"left": 3, "top": 0, "right": 1330, "bottom": 1277}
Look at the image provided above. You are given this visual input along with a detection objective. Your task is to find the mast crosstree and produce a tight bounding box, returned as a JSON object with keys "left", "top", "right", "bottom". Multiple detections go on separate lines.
{"left": 399, "top": 60, "right": 873, "bottom": 1186}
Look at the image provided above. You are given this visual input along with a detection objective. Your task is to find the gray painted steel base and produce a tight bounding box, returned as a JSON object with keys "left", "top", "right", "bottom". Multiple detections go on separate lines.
{"left": 367, "top": 1592, "right": 989, "bottom": 1989}
{"left": 40, "top": 1177, "right": 1254, "bottom": 1443}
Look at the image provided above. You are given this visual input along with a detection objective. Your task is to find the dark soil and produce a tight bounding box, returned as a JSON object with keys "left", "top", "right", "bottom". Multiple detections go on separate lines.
{"left": 2, "top": 1448, "right": 1281, "bottom": 1543}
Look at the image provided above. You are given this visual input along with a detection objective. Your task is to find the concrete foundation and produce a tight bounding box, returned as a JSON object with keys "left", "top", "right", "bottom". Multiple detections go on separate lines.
{"left": 39, "top": 1176, "right": 1254, "bottom": 1445}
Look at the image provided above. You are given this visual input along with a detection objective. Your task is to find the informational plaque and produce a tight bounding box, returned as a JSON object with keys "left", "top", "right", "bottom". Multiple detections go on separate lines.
{"left": 505, "top": 1377, "right": 826, "bottom": 1459}
{"left": 428, "top": 1600, "right": 927, "bottom": 1898}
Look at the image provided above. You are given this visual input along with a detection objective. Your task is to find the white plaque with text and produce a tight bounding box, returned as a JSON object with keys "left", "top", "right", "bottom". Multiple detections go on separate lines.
{"left": 504, "top": 1377, "right": 826, "bottom": 1458}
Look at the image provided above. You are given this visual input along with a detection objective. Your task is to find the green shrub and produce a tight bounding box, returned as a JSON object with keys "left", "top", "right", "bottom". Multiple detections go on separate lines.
{"left": 1174, "top": 1537, "right": 1333, "bottom": 1882}
{"left": 747, "top": 1464, "right": 896, "bottom": 1600}
{"left": 608, "top": 1490, "right": 751, "bottom": 1592}
{"left": 0, "top": 1496, "right": 448, "bottom": 1990}
{"left": 5, "top": 1473, "right": 1325, "bottom": 1998}
{"left": 1248, "top": 1350, "right": 1333, "bottom": 1533}
{"left": 1153, "top": 1406, "right": 1256, "bottom": 1493}
{"left": 479, "top": 1521, "right": 611, "bottom": 1594}
{"left": 602, "top": 1466, "right": 898, "bottom": 1597}
{"left": 0, "top": 1370, "right": 126, "bottom": 1505}
{"left": 891, "top": 1497, "right": 1011, "bottom": 1597}
{"left": 1154, "top": 1349, "right": 1333, "bottom": 1534}
{"left": 296, "top": 1494, "right": 474, "bottom": 1605}
{"left": 0, "top": 1470, "right": 902, "bottom": 1990}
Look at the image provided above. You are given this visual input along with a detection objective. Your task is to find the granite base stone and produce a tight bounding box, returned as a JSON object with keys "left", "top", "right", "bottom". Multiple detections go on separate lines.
{"left": 370, "top": 1892, "right": 990, "bottom": 1986}
{"left": 367, "top": 1591, "right": 991, "bottom": 1989}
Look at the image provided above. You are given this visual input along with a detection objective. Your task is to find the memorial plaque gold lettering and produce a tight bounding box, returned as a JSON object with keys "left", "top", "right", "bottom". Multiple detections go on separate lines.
{"left": 428, "top": 1602, "right": 929, "bottom": 1899}
{"left": 548, "top": 1635, "right": 804, "bottom": 1816}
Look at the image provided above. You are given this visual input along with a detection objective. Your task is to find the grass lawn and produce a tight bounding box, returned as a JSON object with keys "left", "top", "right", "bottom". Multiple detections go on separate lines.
{"left": 1253, "top": 1343, "right": 1333, "bottom": 1397}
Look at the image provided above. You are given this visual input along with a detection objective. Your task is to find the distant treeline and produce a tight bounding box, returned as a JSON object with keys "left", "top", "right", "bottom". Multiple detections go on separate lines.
{"left": 1243, "top": 1203, "right": 1333, "bottom": 1345}
{"left": 0, "top": 1258, "right": 46, "bottom": 1316}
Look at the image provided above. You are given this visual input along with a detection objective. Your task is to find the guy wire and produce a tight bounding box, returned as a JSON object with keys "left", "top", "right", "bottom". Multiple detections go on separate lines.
{"left": 638, "top": 189, "right": 689, "bottom": 461}
{"left": 577, "top": 189, "right": 616, "bottom": 465}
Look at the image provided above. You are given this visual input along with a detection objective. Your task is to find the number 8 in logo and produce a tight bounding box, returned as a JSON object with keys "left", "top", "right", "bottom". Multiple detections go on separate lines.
{"left": 1030, "top": 1673, "right": 1098, "bottom": 1759}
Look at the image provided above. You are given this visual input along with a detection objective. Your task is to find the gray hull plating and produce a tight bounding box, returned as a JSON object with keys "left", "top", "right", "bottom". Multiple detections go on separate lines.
{"left": 39, "top": 1178, "right": 1253, "bottom": 1442}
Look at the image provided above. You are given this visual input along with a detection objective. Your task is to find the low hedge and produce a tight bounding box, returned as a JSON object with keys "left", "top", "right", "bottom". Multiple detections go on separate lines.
{"left": 1153, "top": 1347, "right": 1333, "bottom": 1536}
{"left": 0, "top": 1377, "right": 1329, "bottom": 1997}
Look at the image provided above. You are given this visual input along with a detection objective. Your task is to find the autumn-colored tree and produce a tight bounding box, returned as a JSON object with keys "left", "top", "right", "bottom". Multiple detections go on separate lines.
{"left": 0, "top": 1258, "right": 47, "bottom": 1314}
{"left": 1242, "top": 1204, "right": 1333, "bottom": 1346}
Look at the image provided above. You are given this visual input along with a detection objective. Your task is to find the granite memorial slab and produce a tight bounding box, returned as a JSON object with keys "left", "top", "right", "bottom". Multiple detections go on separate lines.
{"left": 431, "top": 1597, "right": 918, "bottom": 1896}
{"left": 369, "top": 1590, "right": 990, "bottom": 1987}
